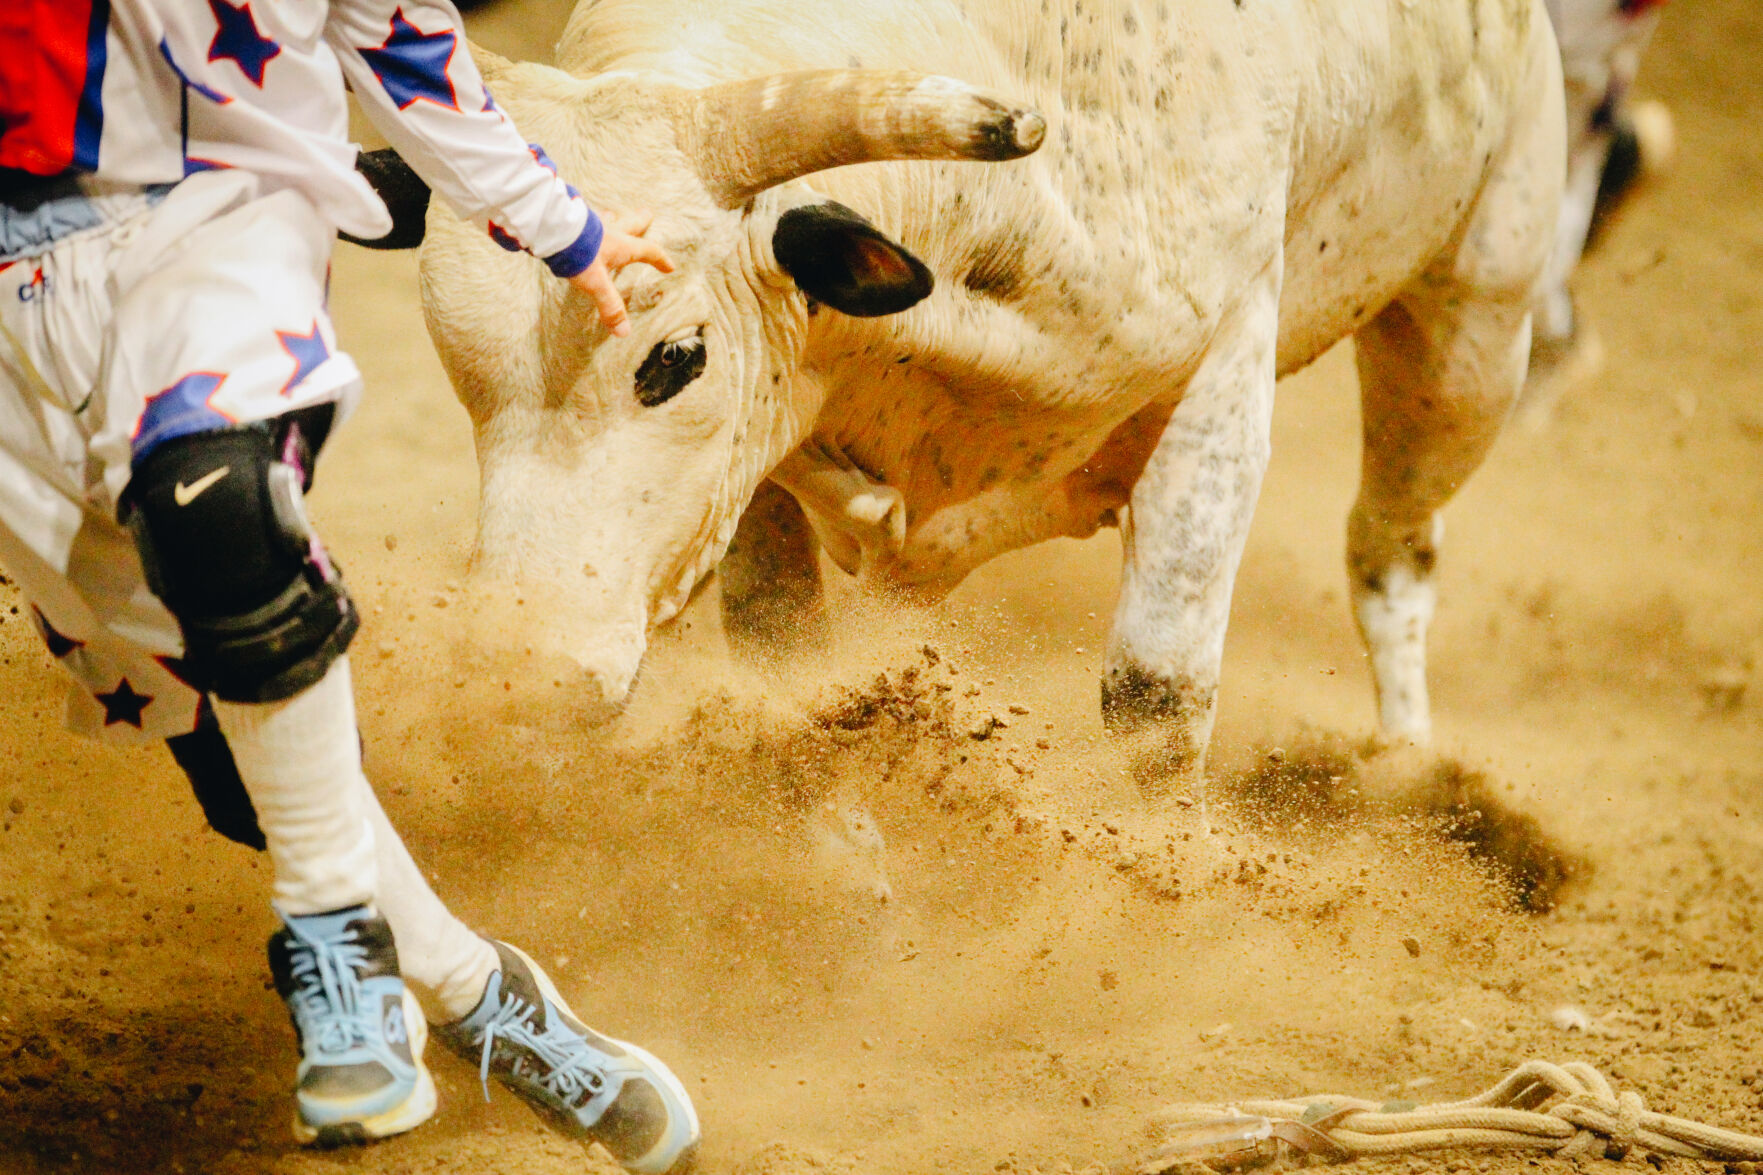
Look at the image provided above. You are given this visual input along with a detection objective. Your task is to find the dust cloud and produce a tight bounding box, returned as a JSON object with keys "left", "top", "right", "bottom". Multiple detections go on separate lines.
{"left": 3, "top": 1, "right": 1762, "bottom": 1173}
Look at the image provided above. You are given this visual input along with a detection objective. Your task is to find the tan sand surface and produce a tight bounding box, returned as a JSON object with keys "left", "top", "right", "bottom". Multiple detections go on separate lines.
{"left": 2, "top": 3, "right": 1760, "bottom": 1171}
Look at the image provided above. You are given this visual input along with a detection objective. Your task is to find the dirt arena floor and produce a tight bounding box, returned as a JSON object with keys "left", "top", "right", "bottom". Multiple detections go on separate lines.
{"left": 4, "top": 3, "right": 1762, "bottom": 1173}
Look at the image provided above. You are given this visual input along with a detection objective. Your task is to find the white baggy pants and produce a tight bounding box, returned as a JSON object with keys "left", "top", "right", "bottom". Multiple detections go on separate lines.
{"left": 0, "top": 170, "right": 494, "bottom": 1016}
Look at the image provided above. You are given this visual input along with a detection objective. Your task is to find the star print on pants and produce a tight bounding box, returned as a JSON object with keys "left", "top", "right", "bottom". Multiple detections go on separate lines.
{"left": 359, "top": 9, "right": 460, "bottom": 111}
{"left": 206, "top": 0, "right": 281, "bottom": 87}
{"left": 133, "top": 371, "right": 233, "bottom": 461}
{"left": 31, "top": 608, "right": 85, "bottom": 659}
{"left": 154, "top": 654, "right": 200, "bottom": 690}
{"left": 96, "top": 678, "right": 154, "bottom": 729}
{"left": 276, "top": 321, "right": 330, "bottom": 395}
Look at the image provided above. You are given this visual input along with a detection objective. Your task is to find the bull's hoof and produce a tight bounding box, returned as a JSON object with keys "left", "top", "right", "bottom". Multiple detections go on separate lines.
{"left": 1101, "top": 665, "right": 1214, "bottom": 801}
{"left": 1115, "top": 733, "right": 1207, "bottom": 801}
{"left": 720, "top": 479, "right": 829, "bottom": 661}
{"left": 720, "top": 585, "right": 829, "bottom": 660}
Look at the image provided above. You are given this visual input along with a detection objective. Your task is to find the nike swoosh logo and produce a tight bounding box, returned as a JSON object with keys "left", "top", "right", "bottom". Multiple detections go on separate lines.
{"left": 173, "top": 466, "right": 230, "bottom": 506}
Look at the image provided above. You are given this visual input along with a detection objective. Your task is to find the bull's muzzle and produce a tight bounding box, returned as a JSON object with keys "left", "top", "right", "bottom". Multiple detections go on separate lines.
{"left": 455, "top": 565, "right": 651, "bottom": 726}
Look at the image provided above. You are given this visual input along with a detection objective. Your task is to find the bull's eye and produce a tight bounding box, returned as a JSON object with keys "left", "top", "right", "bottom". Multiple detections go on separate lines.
{"left": 634, "top": 333, "right": 708, "bottom": 407}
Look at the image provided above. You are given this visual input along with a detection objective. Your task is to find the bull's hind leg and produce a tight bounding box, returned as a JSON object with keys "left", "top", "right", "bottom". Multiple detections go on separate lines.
{"left": 720, "top": 478, "right": 828, "bottom": 658}
{"left": 1104, "top": 265, "right": 1281, "bottom": 795}
{"left": 1350, "top": 38, "right": 1562, "bottom": 739}
{"left": 1349, "top": 293, "right": 1530, "bottom": 740}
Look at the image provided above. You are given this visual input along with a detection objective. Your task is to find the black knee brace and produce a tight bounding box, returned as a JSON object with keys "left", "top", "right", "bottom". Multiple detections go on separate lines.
{"left": 123, "top": 409, "right": 358, "bottom": 704}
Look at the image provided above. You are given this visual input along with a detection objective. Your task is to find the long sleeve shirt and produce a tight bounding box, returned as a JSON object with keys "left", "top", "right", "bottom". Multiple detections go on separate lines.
{"left": 0, "top": 0, "right": 600, "bottom": 274}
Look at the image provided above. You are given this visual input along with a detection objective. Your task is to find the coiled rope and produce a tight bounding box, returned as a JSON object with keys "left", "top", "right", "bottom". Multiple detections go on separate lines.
{"left": 1137, "top": 1060, "right": 1763, "bottom": 1171}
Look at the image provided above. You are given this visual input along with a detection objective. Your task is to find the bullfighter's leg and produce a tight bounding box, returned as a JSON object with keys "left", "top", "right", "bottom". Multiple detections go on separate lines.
{"left": 1350, "top": 33, "right": 1562, "bottom": 741}
{"left": 1103, "top": 264, "right": 1281, "bottom": 795}
{"left": 720, "top": 478, "right": 828, "bottom": 658}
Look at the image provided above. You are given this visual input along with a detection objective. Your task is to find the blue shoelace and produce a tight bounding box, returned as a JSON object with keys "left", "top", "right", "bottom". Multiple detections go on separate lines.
{"left": 472, "top": 992, "right": 608, "bottom": 1108}
{"left": 284, "top": 919, "right": 382, "bottom": 1059}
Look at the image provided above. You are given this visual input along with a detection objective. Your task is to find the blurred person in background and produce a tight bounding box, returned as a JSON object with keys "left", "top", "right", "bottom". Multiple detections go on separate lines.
{"left": 1528, "top": 0, "right": 1672, "bottom": 409}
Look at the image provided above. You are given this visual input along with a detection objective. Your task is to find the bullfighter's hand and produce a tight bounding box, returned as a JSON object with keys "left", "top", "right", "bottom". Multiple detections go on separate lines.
{"left": 568, "top": 210, "right": 674, "bottom": 338}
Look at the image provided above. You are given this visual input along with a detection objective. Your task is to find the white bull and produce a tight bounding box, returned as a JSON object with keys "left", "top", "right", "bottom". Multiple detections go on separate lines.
{"left": 417, "top": 0, "right": 1565, "bottom": 789}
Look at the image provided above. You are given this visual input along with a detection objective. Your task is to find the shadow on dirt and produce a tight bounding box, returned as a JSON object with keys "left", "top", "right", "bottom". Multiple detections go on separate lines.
{"left": 1216, "top": 736, "right": 1587, "bottom": 913}
{"left": 0, "top": 1000, "right": 281, "bottom": 1173}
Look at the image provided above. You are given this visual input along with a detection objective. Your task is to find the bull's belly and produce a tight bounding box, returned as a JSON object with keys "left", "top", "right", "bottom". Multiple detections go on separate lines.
{"left": 852, "top": 196, "right": 1496, "bottom": 593}
{"left": 1273, "top": 164, "right": 1506, "bottom": 375}
{"left": 857, "top": 399, "right": 1173, "bottom": 597}
{"left": 1274, "top": 245, "right": 1417, "bottom": 379}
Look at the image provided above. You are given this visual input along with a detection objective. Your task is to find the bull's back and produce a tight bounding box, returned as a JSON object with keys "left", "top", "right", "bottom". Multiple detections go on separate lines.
{"left": 1274, "top": 0, "right": 1553, "bottom": 371}
{"left": 560, "top": 0, "right": 1551, "bottom": 378}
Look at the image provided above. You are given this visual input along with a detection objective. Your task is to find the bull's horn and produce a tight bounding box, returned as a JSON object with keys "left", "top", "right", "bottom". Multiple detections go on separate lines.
{"left": 672, "top": 70, "right": 1046, "bottom": 209}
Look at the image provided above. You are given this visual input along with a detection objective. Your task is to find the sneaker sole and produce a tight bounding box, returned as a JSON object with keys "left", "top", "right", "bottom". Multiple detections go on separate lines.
{"left": 293, "top": 990, "right": 438, "bottom": 1147}
{"left": 501, "top": 944, "right": 702, "bottom": 1174}
{"left": 614, "top": 1039, "right": 703, "bottom": 1175}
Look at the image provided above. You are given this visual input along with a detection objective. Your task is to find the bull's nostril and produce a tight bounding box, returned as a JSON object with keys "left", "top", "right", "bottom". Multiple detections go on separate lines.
{"left": 565, "top": 638, "right": 649, "bottom": 714}
{"left": 542, "top": 663, "right": 633, "bottom": 726}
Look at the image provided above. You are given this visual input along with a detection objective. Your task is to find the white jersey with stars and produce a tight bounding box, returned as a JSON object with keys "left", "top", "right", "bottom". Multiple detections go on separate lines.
{"left": 3, "top": 0, "right": 600, "bottom": 276}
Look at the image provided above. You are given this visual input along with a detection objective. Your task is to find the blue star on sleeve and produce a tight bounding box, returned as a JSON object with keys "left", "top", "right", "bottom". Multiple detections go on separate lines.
{"left": 526, "top": 142, "right": 582, "bottom": 199}
{"left": 359, "top": 8, "right": 460, "bottom": 112}
{"left": 206, "top": 0, "right": 280, "bottom": 87}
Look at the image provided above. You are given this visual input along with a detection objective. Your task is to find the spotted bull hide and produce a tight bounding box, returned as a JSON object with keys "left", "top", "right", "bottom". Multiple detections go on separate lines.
{"left": 415, "top": 0, "right": 1566, "bottom": 789}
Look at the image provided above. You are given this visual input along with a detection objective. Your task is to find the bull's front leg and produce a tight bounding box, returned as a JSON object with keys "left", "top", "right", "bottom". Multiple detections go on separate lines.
{"left": 1103, "top": 267, "right": 1280, "bottom": 797}
{"left": 720, "top": 479, "right": 828, "bottom": 657}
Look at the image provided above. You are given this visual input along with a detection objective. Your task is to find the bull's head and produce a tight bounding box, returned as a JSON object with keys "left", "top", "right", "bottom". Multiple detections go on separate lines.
{"left": 413, "top": 53, "right": 1043, "bottom": 716}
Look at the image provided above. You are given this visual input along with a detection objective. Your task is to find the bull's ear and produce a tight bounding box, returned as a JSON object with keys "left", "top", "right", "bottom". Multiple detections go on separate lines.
{"left": 772, "top": 201, "right": 934, "bottom": 317}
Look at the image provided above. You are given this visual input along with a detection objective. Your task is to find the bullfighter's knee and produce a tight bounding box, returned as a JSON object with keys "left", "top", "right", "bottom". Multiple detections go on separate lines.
{"left": 720, "top": 479, "right": 827, "bottom": 657}
{"left": 1100, "top": 660, "right": 1217, "bottom": 795}
{"left": 122, "top": 409, "right": 356, "bottom": 704}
